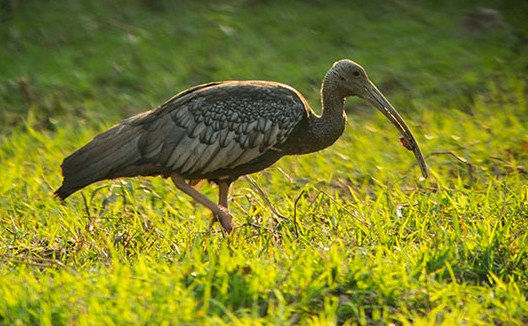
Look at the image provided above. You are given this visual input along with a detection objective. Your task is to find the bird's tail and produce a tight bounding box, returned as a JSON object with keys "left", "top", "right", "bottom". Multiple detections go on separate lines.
{"left": 54, "top": 123, "right": 145, "bottom": 200}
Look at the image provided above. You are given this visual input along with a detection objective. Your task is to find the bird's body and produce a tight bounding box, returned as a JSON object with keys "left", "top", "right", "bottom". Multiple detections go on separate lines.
{"left": 55, "top": 60, "right": 428, "bottom": 233}
{"left": 54, "top": 81, "right": 339, "bottom": 196}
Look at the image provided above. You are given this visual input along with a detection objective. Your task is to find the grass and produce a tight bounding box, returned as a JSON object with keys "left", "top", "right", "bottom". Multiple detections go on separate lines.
{"left": 1, "top": 0, "right": 528, "bottom": 324}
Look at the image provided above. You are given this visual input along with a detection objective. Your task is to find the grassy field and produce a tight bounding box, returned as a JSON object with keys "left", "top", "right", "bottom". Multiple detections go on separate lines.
{"left": 1, "top": 0, "right": 528, "bottom": 324}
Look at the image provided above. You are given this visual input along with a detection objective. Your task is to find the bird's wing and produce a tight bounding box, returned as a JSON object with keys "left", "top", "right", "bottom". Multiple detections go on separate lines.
{"left": 134, "top": 81, "right": 306, "bottom": 177}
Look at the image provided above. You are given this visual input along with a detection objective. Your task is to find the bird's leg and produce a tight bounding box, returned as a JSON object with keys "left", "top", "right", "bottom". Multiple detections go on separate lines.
{"left": 210, "top": 181, "right": 232, "bottom": 231}
{"left": 171, "top": 174, "right": 233, "bottom": 234}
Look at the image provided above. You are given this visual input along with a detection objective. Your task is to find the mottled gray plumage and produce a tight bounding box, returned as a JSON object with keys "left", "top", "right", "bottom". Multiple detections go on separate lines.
{"left": 55, "top": 81, "right": 305, "bottom": 198}
{"left": 55, "top": 60, "right": 428, "bottom": 234}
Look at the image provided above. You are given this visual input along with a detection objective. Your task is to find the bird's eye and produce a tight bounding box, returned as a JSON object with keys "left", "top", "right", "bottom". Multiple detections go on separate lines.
{"left": 352, "top": 70, "right": 361, "bottom": 77}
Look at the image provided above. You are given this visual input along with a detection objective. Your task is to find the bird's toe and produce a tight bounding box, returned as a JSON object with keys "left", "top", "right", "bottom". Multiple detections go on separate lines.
{"left": 210, "top": 207, "right": 234, "bottom": 234}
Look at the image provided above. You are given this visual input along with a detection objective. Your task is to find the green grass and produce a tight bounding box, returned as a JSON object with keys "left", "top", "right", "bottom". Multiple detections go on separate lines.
{"left": 1, "top": 0, "right": 528, "bottom": 324}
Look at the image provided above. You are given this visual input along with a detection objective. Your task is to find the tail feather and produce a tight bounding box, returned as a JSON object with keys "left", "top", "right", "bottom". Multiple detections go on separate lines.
{"left": 54, "top": 123, "right": 145, "bottom": 200}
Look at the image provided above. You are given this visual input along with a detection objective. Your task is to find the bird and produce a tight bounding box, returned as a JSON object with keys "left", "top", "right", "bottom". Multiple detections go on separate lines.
{"left": 55, "top": 59, "right": 428, "bottom": 234}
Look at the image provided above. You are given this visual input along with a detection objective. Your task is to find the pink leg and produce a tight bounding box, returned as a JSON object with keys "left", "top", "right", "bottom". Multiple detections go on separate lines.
{"left": 210, "top": 181, "right": 232, "bottom": 230}
{"left": 171, "top": 174, "right": 233, "bottom": 234}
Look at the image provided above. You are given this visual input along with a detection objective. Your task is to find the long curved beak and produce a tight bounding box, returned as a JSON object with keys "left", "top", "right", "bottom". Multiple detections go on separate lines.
{"left": 363, "top": 82, "right": 429, "bottom": 178}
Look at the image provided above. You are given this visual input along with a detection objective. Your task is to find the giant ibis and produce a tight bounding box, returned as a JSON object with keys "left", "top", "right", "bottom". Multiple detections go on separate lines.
{"left": 55, "top": 60, "right": 428, "bottom": 233}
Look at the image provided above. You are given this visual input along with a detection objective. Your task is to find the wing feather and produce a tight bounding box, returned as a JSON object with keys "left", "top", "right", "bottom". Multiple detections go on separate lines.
{"left": 133, "top": 81, "right": 306, "bottom": 178}
{"left": 199, "top": 141, "right": 242, "bottom": 174}
{"left": 166, "top": 136, "right": 197, "bottom": 169}
{"left": 56, "top": 80, "right": 307, "bottom": 198}
{"left": 179, "top": 142, "right": 212, "bottom": 174}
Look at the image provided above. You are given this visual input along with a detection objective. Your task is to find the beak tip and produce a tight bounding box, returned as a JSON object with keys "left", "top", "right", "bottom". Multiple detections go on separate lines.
{"left": 419, "top": 164, "right": 429, "bottom": 179}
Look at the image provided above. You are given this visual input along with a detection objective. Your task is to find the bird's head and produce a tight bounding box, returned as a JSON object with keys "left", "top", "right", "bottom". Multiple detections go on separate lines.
{"left": 327, "top": 59, "right": 370, "bottom": 98}
{"left": 327, "top": 59, "right": 429, "bottom": 178}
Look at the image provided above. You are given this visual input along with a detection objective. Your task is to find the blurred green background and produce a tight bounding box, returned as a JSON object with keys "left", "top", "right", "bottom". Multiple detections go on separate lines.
{"left": 2, "top": 0, "right": 527, "bottom": 131}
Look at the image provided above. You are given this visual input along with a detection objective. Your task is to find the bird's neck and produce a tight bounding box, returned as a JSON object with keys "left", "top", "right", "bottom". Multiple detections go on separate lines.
{"left": 315, "top": 80, "right": 347, "bottom": 145}
{"left": 320, "top": 78, "right": 347, "bottom": 125}
{"left": 287, "top": 80, "right": 347, "bottom": 155}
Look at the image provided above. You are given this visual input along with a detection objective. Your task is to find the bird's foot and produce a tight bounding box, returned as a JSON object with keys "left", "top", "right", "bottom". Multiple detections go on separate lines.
{"left": 211, "top": 206, "right": 233, "bottom": 234}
